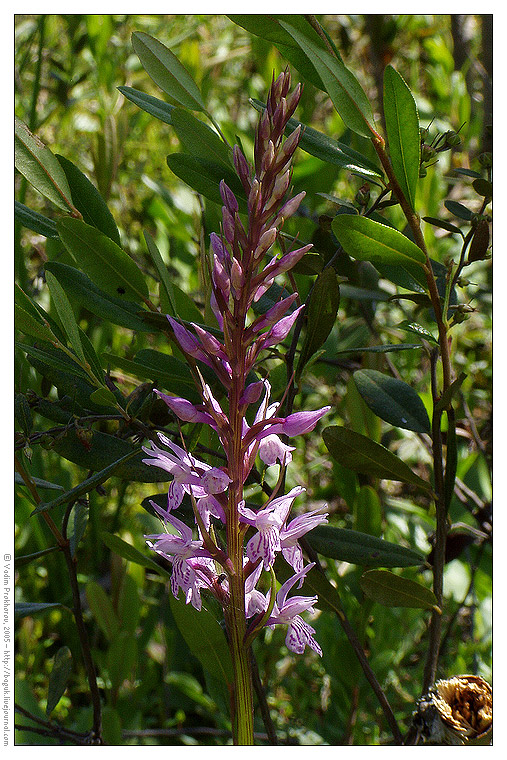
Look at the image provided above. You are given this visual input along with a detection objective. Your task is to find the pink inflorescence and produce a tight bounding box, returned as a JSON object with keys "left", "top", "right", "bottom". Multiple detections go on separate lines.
{"left": 142, "top": 70, "right": 330, "bottom": 656}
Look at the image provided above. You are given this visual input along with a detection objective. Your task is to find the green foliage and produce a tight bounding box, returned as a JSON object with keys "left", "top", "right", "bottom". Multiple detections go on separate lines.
{"left": 14, "top": 13, "right": 491, "bottom": 747}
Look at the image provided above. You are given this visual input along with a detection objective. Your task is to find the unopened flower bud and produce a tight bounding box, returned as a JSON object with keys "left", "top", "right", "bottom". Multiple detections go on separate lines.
{"left": 233, "top": 144, "right": 252, "bottom": 193}
{"left": 231, "top": 258, "right": 244, "bottom": 293}
{"left": 421, "top": 144, "right": 437, "bottom": 163}
{"left": 443, "top": 130, "right": 461, "bottom": 149}
{"left": 248, "top": 179, "right": 261, "bottom": 213}
{"left": 285, "top": 83, "right": 302, "bottom": 119}
{"left": 222, "top": 206, "right": 235, "bottom": 244}
{"left": 420, "top": 126, "right": 430, "bottom": 142}
{"left": 261, "top": 140, "right": 275, "bottom": 174}
{"left": 240, "top": 381, "right": 264, "bottom": 406}
{"left": 355, "top": 184, "right": 370, "bottom": 207}
{"left": 210, "top": 232, "right": 230, "bottom": 265}
{"left": 254, "top": 227, "right": 278, "bottom": 260}
{"left": 220, "top": 180, "right": 239, "bottom": 213}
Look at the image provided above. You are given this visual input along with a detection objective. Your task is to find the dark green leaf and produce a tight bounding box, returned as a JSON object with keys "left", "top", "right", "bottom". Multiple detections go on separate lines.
{"left": 444, "top": 408, "right": 458, "bottom": 512}
{"left": 131, "top": 31, "right": 205, "bottom": 111}
{"left": 323, "top": 426, "right": 432, "bottom": 491}
{"left": 171, "top": 108, "right": 231, "bottom": 168}
{"left": 297, "top": 266, "right": 340, "bottom": 377}
{"left": 354, "top": 485, "right": 382, "bottom": 537}
{"left": 434, "top": 372, "right": 467, "bottom": 414}
{"left": 15, "top": 547, "right": 59, "bottom": 568}
{"left": 89, "top": 387, "right": 118, "bottom": 407}
{"left": 69, "top": 501, "right": 89, "bottom": 558}
{"left": 444, "top": 200, "right": 472, "bottom": 221}
{"left": 56, "top": 218, "right": 149, "bottom": 303}
{"left": 18, "top": 342, "right": 89, "bottom": 381}
{"left": 15, "top": 118, "right": 75, "bottom": 213}
{"left": 100, "top": 532, "right": 170, "bottom": 577}
{"left": 45, "top": 270, "right": 85, "bottom": 363}
{"left": 354, "top": 369, "right": 431, "bottom": 433}
{"left": 15, "top": 474, "right": 64, "bottom": 491}
{"left": 44, "top": 262, "right": 150, "bottom": 332}
{"left": 117, "top": 574, "right": 141, "bottom": 634}
{"left": 56, "top": 155, "right": 121, "bottom": 245}
{"left": 454, "top": 168, "right": 482, "bottom": 178}
{"left": 169, "top": 593, "right": 234, "bottom": 685}
{"left": 397, "top": 320, "right": 438, "bottom": 344}
{"left": 85, "top": 581, "right": 119, "bottom": 641}
{"left": 335, "top": 342, "right": 422, "bottom": 355}
{"left": 279, "top": 21, "right": 377, "bottom": 138}
{"left": 102, "top": 350, "right": 200, "bottom": 403}
{"left": 107, "top": 632, "right": 137, "bottom": 693}
{"left": 306, "top": 525, "right": 424, "bottom": 567}
{"left": 15, "top": 602, "right": 65, "bottom": 620}
{"left": 423, "top": 216, "right": 465, "bottom": 237}
{"left": 31, "top": 451, "right": 139, "bottom": 515}
{"left": 15, "top": 393, "right": 33, "bottom": 436}
{"left": 472, "top": 178, "right": 492, "bottom": 198}
{"left": 360, "top": 570, "right": 438, "bottom": 610}
{"left": 118, "top": 85, "right": 175, "bottom": 124}
{"left": 15, "top": 304, "right": 55, "bottom": 342}
{"left": 46, "top": 647, "right": 72, "bottom": 716}
{"left": 167, "top": 153, "right": 247, "bottom": 212}
{"left": 50, "top": 428, "right": 170, "bottom": 482}
{"left": 101, "top": 707, "right": 123, "bottom": 746}
{"left": 383, "top": 65, "right": 420, "bottom": 211}
{"left": 14, "top": 201, "right": 58, "bottom": 238}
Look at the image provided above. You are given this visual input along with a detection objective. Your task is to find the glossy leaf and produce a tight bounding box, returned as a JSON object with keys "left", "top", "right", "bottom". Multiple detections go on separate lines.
{"left": 143, "top": 231, "right": 177, "bottom": 316}
{"left": 383, "top": 65, "right": 420, "bottom": 211}
{"left": 279, "top": 21, "right": 377, "bottom": 138}
{"left": 56, "top": 218, "right": 149, "bottom": 303}
{"left": 100, "top": 532, "right": 170, "bottom": 577}
{"left": 44, "top": 262, "right": 149, "bottom": 332}
{"left": 131, "top": 31, "right": 205, "bottom": 111}
{"left": 171, "top": 108, "right": 231, "bottom": 168}
{"left": 118, "top": 85, "right": 174, "bottom": 124}
{"left": 229, "top": 14, "right": 328, "bottom": 90}
{"left": 332, "top": 215, "right": 426, "bottom": 268}
{"left": 167, "top": 153, "right": 247, "bottom": 212}
{"left": 306, "top": 525, "right": 424, "bottom": 567}
{"left": 354, "top": 369, "right": 431, "bottom": 433}
{"left": 85, "top": 581, "right": 119, "bottom": 641}
{"left": 397, "top": 320, "right": 438, "bottom": 345}
{"left": 15, "top": 117, "right": 75, "bottom": 213}
{"left": 14, "top": 201, "right": 58, "bottom": 238}
{"left": 32, "top": 451, "right": 138, "bottom": 515}
{"left": 45, "top": 270, "right": 85, "bottom": 363}
{"left": 46, "top": 647, "right": 72, "bottom": 716}
{"left": 297, "top": 266, "right": 340, "bottom": 377}
{"left": 360, "top": 570, "right": 438, "bottom": 610}
{"left": 323, "top": 426, "right": 432, "bottom": 491}
{"left": 56, "top": 154, "right": 121, "bottom": 245}
{"left": 169, "top": 593, "right": 234, "bottom": 686}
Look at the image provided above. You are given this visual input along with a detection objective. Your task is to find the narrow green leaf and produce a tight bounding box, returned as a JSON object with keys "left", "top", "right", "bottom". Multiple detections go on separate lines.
{"left": 118, "top": 85, "right": 175, "bottom": 124}
{"left": 15, "top": 304, "right": 55, "bottom": 342}
{"left": 167, "top": 153, "right": 247, "bottom": 211}
{"left": 14, "top": 201, "right": 58, "bottom": 238}
{"left": 32, "top": 451, "right": 138, "bottom": 515}
{"left": 100, "top": 532, "right": 170, "bottom": 577}
{"left": 15, "top": 393, "right": 33, "bottom": 435}
{"left": 397, "top": 320, "right": 438, "bottom": 345}
{"left": 102, "top": 350, "right": 200, "bottom": 403}
{"left": 78, "top": 328, "right": 107, "bottom": 384}
{"left": 56, "top": 155, "right": 121, "bottom": 245}
{"left": 332, "top": 214, "right": 426, "bottom": 267}
{"left": 14, "top": 547, "right": 59, "bottom": 568}
{"left": 360, "top": 570, "right": 438, "bottom": 610}
{"left": 323, "top": 426, "right": 432, "bottom": 492}
{"left": 383, "top": 66, "right": 420, "bottom": 211}
{"left": 144, "top": 231, "right": 177, "bottom": 316}
{"left": 18, "top": 342, "right": 89, "bottom": 381}
{"left": 15, "top": 474, "right": 64, "bottom": 491}
{"left": 15, "top": 118, "right": 75, "bottom": 213}
{"left": 444, "top": 200, "right": 473, "bottom": 221}
{"left": 306, "top": 525, "right": 424, "bottom": 567}
{"left": 107, "top": 633, "right": 137, "bottom": 693}
{"left": 171, "top": 108, "right": 231, "bottom": 167}
{"left": 46, "top": 647, "right": 72, "bottom": 716}
{"left": 15, "top": 283, "right": 66, "bottom": 343}
{"left": 279, "top": 21, "right": 377, "bottom": 138}
{"left": 444, "top": 408, "right": 458, "bottom": 512}
{"left": 15, "top": 602, "right": 65, "bottom": 620}
{"left": 354, "top": 369, "right": 431, "bottom": 433}
{"left": 45, "top": 270, "right": 85, "bottom": 363}
{"left": 454, "top": 168, "right": 482, "bottom": 178}
{"left": 101, "top": 707, "right": 123, "bottom": 747}
{"left": 89, "top": 387, "right": 118, "bottom": 407}
{"left": 131, "top": 31, "right": 205, "bottom": 111}
{"left": 44, "top": 262, "right": 150, "bottom": 332}
{"left": 297, "top": 266, "right": 340, "bottom": 377}
{"left": 423, "top": 216, "right": 465, "bottom": 237}
{"left": 169, "top": 593, "right": 234, "bottom": 686}
{"left": 434, "top": 372, "right": 467, "bottom": 414}
{"left": 85, "top": 581, "right": 119, "bottom": 641}
{"left": 335, "top": 342, "right": 423, "bottom": 355}
{"left": 69, "top": 501, "right": 89, "bottom": 558}
{"left": 56, "top": 218, "right": 149, "bottom": 303}
{"left": 117, "top": 574, "right": 141, "bottom": 634}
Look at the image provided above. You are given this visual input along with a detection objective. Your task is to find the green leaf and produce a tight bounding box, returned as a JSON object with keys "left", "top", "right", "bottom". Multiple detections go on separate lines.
{"left": 354, "top": 485, "right": 382, "bottom": 537}
{"left": 297, "top": 266, "right": 340, "bottom": 378}
{"left": 306, "top": 525, "right": 424, "bottom": 567}
{"left": 332, "top": 214, "right": 426, "bottom": 268}
{"left": 472, "top": 177, "right": 492, "bottom": 198}
{"left": 18, "top": 342, "right": 89, "bottom": 381}
{"left": 100, "top": 532, "right": 170, "bottom": 577}
{"left": 15, "top": 475, "right": 63, "bottom": 491}
{"left": 167, "top": 153, "right": 247, "bottom": 212}
{"left": 32, "top": 451, "right": 138, "bottom": 515}
{"left": 49, "top": 428, "right": 170, "bottom": 482}
{"left": 102, "top": 350, "right": 200, "bottom": 403}
{"left": 15, "top": 304, "right": 55, "bottom": 342}
{"left": 118, "top": 85, "right": 175, "bottom": 124}
{"left": 423, "top": 216, "right": 465, "bottom": 237}
{"left": 383, "top": 66, "right": 420, "bottom": 211}
{"left": 69, "top": 501, "right": 88, "bottom": 558}
{"left": 44, "top": 262, "right": 150, "bottom": 332}
{"left": 359, "top": 570, "right": 438, "bottom": 610}
{"left": 323, "top": 426, "right": 432, "bottom": 492}
{"left": 85, "top": 581, "right": 119, "bottom": 641}
{"left": 397, "top": 320, "right": 438, "bottom": 345}
{"left": 143, "top": 231, "right": 177, "bottom": 316}
{"left": 14, "top": 547, "right": 59, "bottom": 568}
{"left": 131, "top": 31, "right": 205, "bottom": 111}
{"left": 56, "top": 218, "right": 149, "bottom": 303}
{"left": 46, "top": 647, "right": 72, "bottom": 716}
{"left": 444, "top": 200, "right": 472, "bottom": 221}
{"left": 169, "top": 593, "right": 233, "bottom": 686}
{"left": 107, "top": 632, "right": 137, "bottom": 693}
{"left": 15, "top": 602, "right": 65, "bottom": 620}
{"left": 101, "top": 707, "right": 123, "bottom": 746}
{"left": 45, "top": 270, "right": 85, "bottom": 363}
{"left": 56, "top": 155, "right": 121, "bottom": 245}
{"left": 444, "top": 408, "right": 458, "bottom": 512}
{"left": 229, "top": 15, "right": 329, "bottom": 91}
{"left": 15, "top": 393, "right": 33, "bottom": 436}
{"left": 14, "top": 201, "right": 58, "bottom": 238}
{"left": 171, "top": 108, "right": 231, "bottom": 167}
{"left": 89, "top": 387, "right": 118, "bottom": 407}
{"left": 354, "top": 369, "right": 431, "bottom": 433}
{"left": 434, "top": 371, "right": 467, "bottom": 414}
{"left": 117, "top": 574, "right": 141, "bottom": 634}
{"left": 335, "top": 342, "right": 423, "bottom": 355}
{"left": 279, "top": 21, "right": 377, "bottom": 138}
{"left": 15, "top": 118, "right": 75, "bottom": 213}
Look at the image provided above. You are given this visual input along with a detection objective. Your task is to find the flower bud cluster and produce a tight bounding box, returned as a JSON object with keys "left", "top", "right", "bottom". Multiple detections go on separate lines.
{"left": 143, "top": 70, "right": 330, "bottom": 656}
